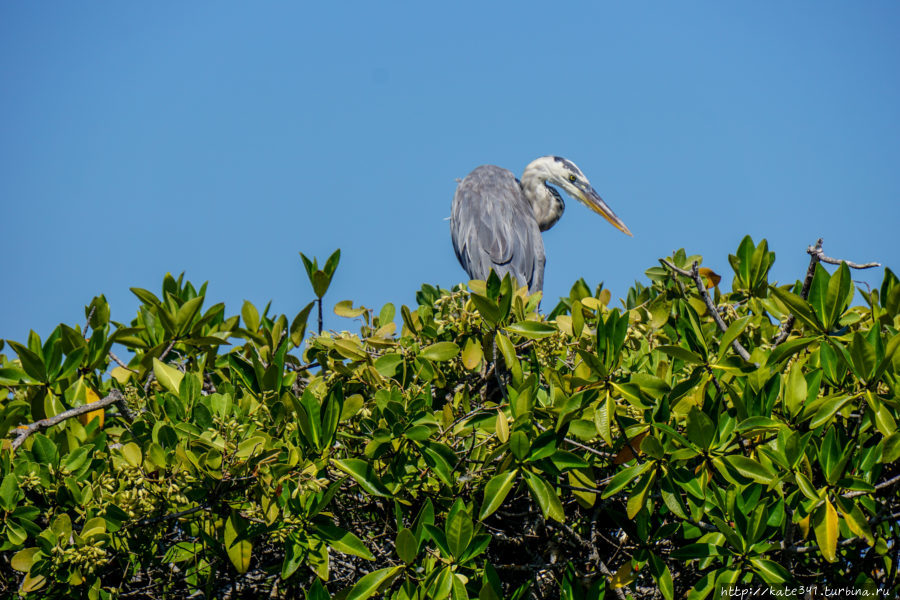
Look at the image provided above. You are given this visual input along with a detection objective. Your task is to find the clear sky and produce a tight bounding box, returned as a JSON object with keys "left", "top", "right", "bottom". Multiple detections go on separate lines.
{"left": 2, "top": 2, "right": 898, "bottom": 345}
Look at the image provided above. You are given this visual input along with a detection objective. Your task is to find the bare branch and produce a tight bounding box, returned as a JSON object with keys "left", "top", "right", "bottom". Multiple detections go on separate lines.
{"left": 809, "top": 241, "right": 881, "bottom": 269}
{"left": 136, "top": 504, "right": 209, "bottom": 527}
{"left": 536, "top": 423, "right": 613, "bottom": 460}
{"left": 109, "top": 351, "right": 138, "bottom": 373}
{"left": 83, "top": 306, "right": 96, "bottom": 340}
{"left": 660, "top": 259, "right": 754, "bottom": 364}
{"left": 773, "top": 238, "right": 880, "bottom": 345}
{"left": 843, "top": 473, "right": 900, "bottom": 499}
{"left": 10, "top": 390, "right": 124, "bottom": 450}
{"left": 773, "top": 238, "right": 822, "bottom": 345}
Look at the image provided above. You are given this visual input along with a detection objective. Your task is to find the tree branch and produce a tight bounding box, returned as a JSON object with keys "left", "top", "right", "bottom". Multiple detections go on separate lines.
{"left": 843, "top": 473, "right": 900, "bottom": 499}
{"left": 660, "top": 259, "right": 754, "bottom": 363}
{"left": 773, "top": 238, "right": 881, "bottom": 345}
{"left": 109, "top": 351, "right": 138, "bottom": 373}
{"left": 10, "top": 390, "right": 124, "bottom": 450}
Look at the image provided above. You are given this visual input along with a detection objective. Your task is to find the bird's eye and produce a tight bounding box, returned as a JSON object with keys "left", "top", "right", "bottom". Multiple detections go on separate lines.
{"left": 568, "top": 175, "right": 577, "bottom": 182}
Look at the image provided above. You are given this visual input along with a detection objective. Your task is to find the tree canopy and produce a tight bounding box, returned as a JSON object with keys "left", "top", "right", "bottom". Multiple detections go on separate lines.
{"left": 0, "top": 237, "right": 897, "bottom": 599}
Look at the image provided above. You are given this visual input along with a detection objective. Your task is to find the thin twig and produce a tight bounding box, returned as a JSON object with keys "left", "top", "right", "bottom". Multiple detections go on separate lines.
{"left": 774, "top": 238, "right": 880, "bottom": 345}
{"left": 136, "top": 504, "right": 209, "bottom": 527}
{"left": 810, "top": 244, "right": 881, "bottom": 269}
{"left": 83, "top": 306, "right": 96, "bottom": 340}
{"left": 660, "top": 259, "right": 754, "bottom": 364}
{"left": 317, "top": 298, "right": 323, "bottom": 335}
{"left": 773, "top": 238, "right": 822, "bottom": 345}
{"left": 843, "top": 473, "right": 900, "bottom": 499}
{"left": 109, "top": 351, "right": 138, "bottom": 373}
{"left": 10, "top": 390, "right": 124, "bottom": 450}
{"left": 535, "top": 423, "right": 613, "bottom": 460}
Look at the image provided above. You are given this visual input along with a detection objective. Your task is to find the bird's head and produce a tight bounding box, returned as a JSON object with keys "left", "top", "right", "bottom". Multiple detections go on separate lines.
{"left": 524, "top": 156, "right": 632, "bottom": 236}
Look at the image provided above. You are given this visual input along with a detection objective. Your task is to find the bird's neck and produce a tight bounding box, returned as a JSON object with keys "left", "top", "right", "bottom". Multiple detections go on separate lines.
{"left": 520, "top": 164, "right": 565, "bottom": 232}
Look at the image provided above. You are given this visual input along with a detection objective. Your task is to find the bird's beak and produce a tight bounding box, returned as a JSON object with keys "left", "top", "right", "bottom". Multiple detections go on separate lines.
{"left": 578, "top": 186, "right": 633, "bottom": 237}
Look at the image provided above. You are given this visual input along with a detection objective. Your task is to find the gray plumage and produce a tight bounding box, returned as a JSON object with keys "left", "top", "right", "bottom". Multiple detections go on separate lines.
{"left": 450, "top": 156, "right": 632, "bottom": 293}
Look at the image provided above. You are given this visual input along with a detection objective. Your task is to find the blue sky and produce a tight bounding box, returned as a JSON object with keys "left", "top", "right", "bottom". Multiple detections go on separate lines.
{"left": 2, "top": 2, "right": 898, "bottom": 345}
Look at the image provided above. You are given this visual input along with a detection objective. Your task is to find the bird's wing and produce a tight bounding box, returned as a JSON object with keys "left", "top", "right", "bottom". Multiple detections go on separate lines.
{"left": 451, "top": 165, "right": 545, "bottom": 290}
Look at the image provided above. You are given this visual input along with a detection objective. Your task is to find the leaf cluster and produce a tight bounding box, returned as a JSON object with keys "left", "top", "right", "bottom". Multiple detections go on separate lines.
{"left": 0, "top": 237, "right": 898, "bottom": 599}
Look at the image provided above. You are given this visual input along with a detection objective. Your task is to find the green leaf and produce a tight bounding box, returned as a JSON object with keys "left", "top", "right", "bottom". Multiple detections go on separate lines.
{"left": 686, "top": 407, "right": 715, "bottom": 450}
{"left": 834, "top": 496, "right": 874, "bottom": 546}
{"left": 670, "top": 543, "right": 727, "bottom": 560}
{"left": 130, "top": 287, "right": 161, "bottom": 307}
{"left": 479, "top": 470, "right": 518, "bottom": 520}
{"left": 290, "top": 301, "right": 315, "bottom": 346}
{"left": 783, "top": 362, "right": 808, "bottom": 418}
{"left": 445, "top": 499, "right": 473, "bottom": 559}
{"left": 461, "top": 337, "right": 483, "bottom": 370}
{"left": 121, "top": 442, "right": 143, "bottom": 468}
{"left": 306, "top": 579, "right": 331, "bottom": 600}
{"left": 824, "top": 262, "right": 852, "bottom": 330}
{"left": 346, "top": 566, "right": 403, "bottom": 600}
{"left": 153, "top": 358, "right": 184, "bottom": 394}
{"left": 523, "top": 470, "right": 564, "bottom": 522}
{"left": 626, "top": 470, "right": 656, "bottom": 519}
{"left": 602, "top": 462, "right": 652, "bottom": 498}
{"left": 717, "top": 316, "right": 752, "bottom": 361}
{"left": 31, "top": 434, "right": 59, "bottom": 467}
{"left": 315, "top": 522, "right": 374, "bottom": 560}
{"left": 331, "top": 459, "right": 391, "bottom": 497}
{"left": 175, "top": 296, "right": 204, "bottom": 337}
{"left": 722, "top": 455, "right": 776, "bottom": 484}
{"left": 649, "top": 553, "right": 675, "bottom": 600}
{"left": 224, "top": 513, "right": 252, "bottom": 574}
{"left": 10, "top": 547, "right": 40, "bottom": 572}
{"left": 420, "top": 341, "right": 460, "bottom": 362}
{"left": 848, "top": 332, "right": 876, "bottom": 382}
{"left": 509, "top": 430, "right": 530, "bottom": 460}
{"left": 470, "top": 293, "right": 500, "bottom": 326}
{"left": 428, "top": 566, "right": 454, "bottom": 600}
{"left": 750, "top": 558, "right": 790, "bottom": 584}
{"left": 241, "top": 300, "right": 260, "bottom": 332}
{"left": 80, "top": 516, "right": 107, "bottom": 541}
{"left": 312, "top": 271, "right": 332, "bottom": 298}
{"left": 281, "top": 538, "right": 305, "bottom": 580}
{"left": 323, "top": 248, "right": 341, "bottom": 278}
{"left": 373, "top": 354, "right": 403, "bottom": 378}
{"left": 299, "top": 252, "right": 316, "bottom": 280}
{"left": 334, "top": 300, "right": 367, "bottom": 318}
{"left": 0, "top": 474, "right": 20, "bottom": 511}
{"left": 7, "top": 341, "right": 48, "bottom": 383}
{"left": 770, "top": 286, "right": 822, "bottom": 333}
{"left": 808, "top": 395, "right": 853, "bottom": 429}
{"left": 657, "top": 345, "right": 704, "bottom": 365}
{"left": 395, "top": 528, "right": 418, "bottom": 564}
{"left": 505, "top": 321, "right": 557, "bottom": 339}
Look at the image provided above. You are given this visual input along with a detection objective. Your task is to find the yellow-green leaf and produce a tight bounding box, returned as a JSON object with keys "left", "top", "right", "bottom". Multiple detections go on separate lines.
{"left": 121, "top": 442, "right": 143, "bottom": 468}
{"left": 11, "top": 547, "right": 40, "bottom": 572}
{"left": 420, "top": 342, "right": 459, "bottom": 362}
{"left": 335, "top": 300, "right": 367, "bottom": 318}
{"left": 224, "top": 514, "right": 252, "bottom": 574}
{"left": 111, "top": 366, "right": 133, "bottom": 384}
{"left": 80, "top": 517, "right": 107, "bottom": 541}
{"left": 495, "top": 410, "right": 509, "bottom": 443}
{"left": 813, "top": 498, "right": 839, "bottom": 563}
{"left": 835, "top": 496, "right": 874, "bottom": 546}
{"left": 153, "top": 358, "right": 184, "bottom": 394}
{"left": 461, "top": 338, "right": 483, "bottom": 370}
{"left": 346, "top": 566, "right": 403, "bottom": 600}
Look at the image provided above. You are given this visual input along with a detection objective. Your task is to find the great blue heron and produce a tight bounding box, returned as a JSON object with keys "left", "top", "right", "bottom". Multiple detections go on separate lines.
{"left": 450, "top": 156, "right": 632, "bottom": 292}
